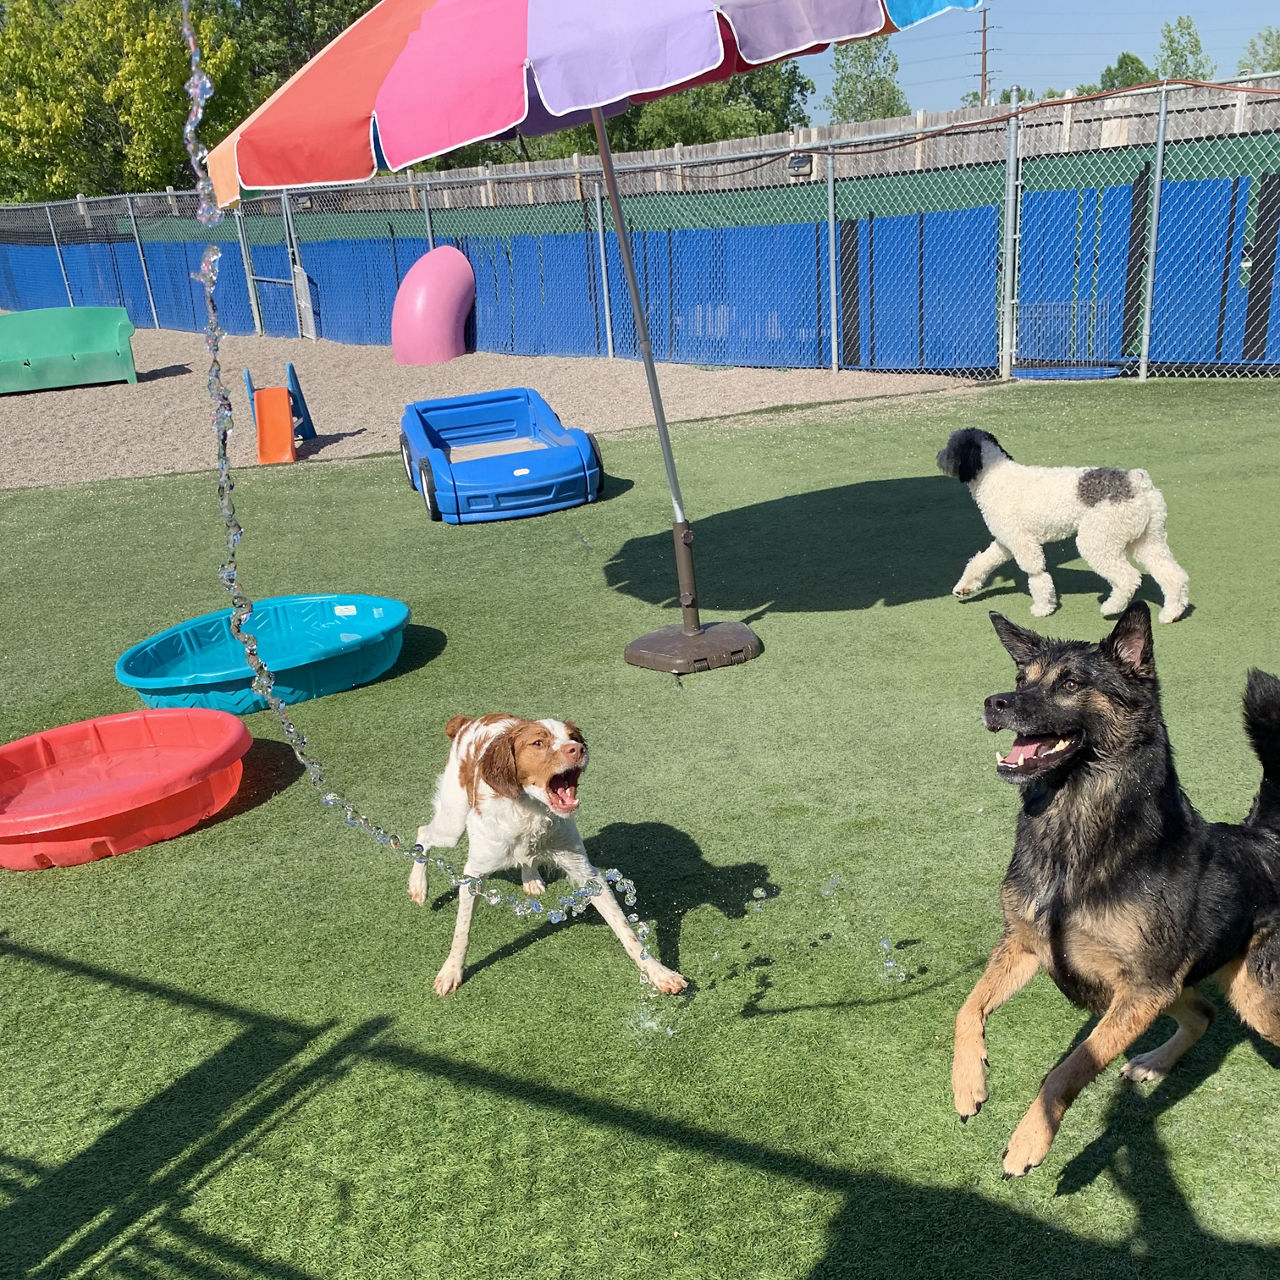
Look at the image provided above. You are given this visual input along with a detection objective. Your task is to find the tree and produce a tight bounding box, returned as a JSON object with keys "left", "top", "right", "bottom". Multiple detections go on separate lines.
{"left": 232, "top": 0, "right": 380, "bottom": 98}
{"left": 1155, "top": 15, "right": 1216, "bottom": 81}
{"left": 1100, "top": 51, "right": 1152, "bottom": 90}
{"left": 823, "top": 36, "right": 910, "bottom": 123}
{"left": 1239, "top": 26, "right": 1280, "bottom": 75}
{"left": 0, "top": 0, "right": 248, "bottom": 201}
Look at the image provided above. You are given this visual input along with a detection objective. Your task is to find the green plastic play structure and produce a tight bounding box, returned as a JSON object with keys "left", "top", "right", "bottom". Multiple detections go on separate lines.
{"left": 0, "top": 306, "right": 137, "bottom": 394}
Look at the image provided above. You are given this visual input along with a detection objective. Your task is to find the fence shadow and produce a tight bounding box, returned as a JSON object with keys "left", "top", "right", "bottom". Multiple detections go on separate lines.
{"left": 4, "top": 935, "right": 1278, "bottom": 1280}
{"left": 604, "top": 474, "right": 1115, "bottom": 617}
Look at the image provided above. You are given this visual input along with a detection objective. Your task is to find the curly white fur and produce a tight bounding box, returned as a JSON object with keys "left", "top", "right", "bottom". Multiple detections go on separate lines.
{"left": 937, "top": 429, "right": 1189, "bottom": 623}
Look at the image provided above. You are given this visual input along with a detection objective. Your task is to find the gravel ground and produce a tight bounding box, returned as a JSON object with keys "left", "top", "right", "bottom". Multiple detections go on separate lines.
{"left": 0, "top": 327, "right": 970, "bottom": 490}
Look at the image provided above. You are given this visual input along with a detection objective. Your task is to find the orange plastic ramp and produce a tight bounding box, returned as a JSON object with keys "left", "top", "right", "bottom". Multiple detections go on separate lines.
{"left": 254, "top": 386, "right": 296, "bottom": 464}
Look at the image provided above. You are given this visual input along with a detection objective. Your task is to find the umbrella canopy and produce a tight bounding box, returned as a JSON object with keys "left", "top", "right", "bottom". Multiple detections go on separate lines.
{"left": 209, "top": 0, "right": 977, "bottom": 672}
{"left": 209, "top": 0, "right": 971, "bottom": 207}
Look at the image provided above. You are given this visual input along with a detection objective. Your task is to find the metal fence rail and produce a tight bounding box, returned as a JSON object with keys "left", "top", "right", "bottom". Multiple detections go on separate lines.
{"left": 2, "top": 79, "right": 1278, "bottom": 379}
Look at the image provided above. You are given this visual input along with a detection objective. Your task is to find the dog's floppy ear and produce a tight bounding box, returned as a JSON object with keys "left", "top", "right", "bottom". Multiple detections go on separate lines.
{"left": 990, "top": 612, "right": 1043, "bottom": 666}
{"left": 478, "top": 730, "right": 522, "bottom": 799}
{"left": 1100, "top": 601, "right": 1155, "bottom": 677}
{"left": 445, "top": 715, "right": 472, "bottom": 740}
{"left": 938, "top": 430, "right": 989, "bottom": 484}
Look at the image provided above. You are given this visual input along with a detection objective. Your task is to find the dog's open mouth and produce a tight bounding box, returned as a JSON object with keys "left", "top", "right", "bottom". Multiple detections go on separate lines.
{"left": 546, "top": 768, "right": 582, "bottom": 815}
{"left": 996, "top": 734, "right": 1081, "bottom": 779}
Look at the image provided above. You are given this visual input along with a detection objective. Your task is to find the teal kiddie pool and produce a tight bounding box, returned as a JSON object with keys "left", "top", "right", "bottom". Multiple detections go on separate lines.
{"left": 116, "top": 594, "right": 410, "bottom": 714}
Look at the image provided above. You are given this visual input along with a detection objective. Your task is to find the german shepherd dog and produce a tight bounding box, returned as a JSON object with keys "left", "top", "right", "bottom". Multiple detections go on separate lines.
{"left": 953, "top": 601, "right": 1280, "bottom": 1177}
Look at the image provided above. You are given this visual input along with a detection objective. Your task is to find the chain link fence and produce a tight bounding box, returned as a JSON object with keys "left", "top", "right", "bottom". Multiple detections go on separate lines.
{"left": 2, "top": 78, "right": 1278, "bottom": 379}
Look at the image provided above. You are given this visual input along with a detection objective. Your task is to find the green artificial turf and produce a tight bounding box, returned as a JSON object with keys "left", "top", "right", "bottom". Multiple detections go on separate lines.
{"left": 3, "top": 376, "right": 1280, "bottom": 1279}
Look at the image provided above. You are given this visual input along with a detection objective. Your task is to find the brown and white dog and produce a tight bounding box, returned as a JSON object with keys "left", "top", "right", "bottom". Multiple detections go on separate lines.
{"left": 409, "top": 713, "right": 688, "bottom": 997}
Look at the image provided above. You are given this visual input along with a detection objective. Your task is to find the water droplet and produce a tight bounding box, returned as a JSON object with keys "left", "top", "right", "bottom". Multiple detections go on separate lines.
{"left": 752, "top": 887, "right": 766, "bottom": 899}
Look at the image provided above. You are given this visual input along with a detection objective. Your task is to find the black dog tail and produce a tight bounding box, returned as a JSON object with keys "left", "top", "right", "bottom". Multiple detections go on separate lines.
{"left": 1244, "top": 669, "right": 1280, "bottom": 831}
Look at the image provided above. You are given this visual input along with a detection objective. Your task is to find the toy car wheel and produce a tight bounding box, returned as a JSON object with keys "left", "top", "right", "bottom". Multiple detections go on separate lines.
{"left": 417, "top": 461, "right": 442, "bottom": 521}
{"left": 399, "top": 434, "right": 416, "bottom": 489}
{"left": 586, "top": 432, "right": 605, "bottom": 498}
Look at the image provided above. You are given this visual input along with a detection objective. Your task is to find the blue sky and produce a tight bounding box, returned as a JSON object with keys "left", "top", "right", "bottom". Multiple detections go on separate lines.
{"left": 805, "top": 1, "right": 1278, "bottom": 122}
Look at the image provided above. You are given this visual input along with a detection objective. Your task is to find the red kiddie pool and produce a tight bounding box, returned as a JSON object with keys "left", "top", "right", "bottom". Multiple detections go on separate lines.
{"left": 0, "top": 708, "right": 252, "bottom": 870}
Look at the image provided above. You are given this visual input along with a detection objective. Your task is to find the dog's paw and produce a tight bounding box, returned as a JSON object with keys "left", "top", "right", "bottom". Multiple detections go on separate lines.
{"left": 1029, "top": 601, "right": 1058, "bottom": 618}
{"left": 952, "top": 579, "right": 979, "bottom": 599}
{"left": 521, "top": 872, "right": 546, "bottom": 896}
{"left": 1120, "top": 1050, "right": 1171, "bottom": 1083}
{"left": 1100, "top": 595, "right": 1134, "bottom": 617}
{"left": 1158, "top": 603, "right": 1188, "bottom": 624}
{"left": 408, "top": 861, "right": 428, "bottom": 906}
{"left": 952, "top": 1051, "right": 989, "bottom": 1120}
{"left": 1001, "top": 1105, "right": 1058, "bottom": 1178}
{"left": 434, "top": 961, "right": 464, "bottom": 996}
{"left": 645, "top": 962, "right": 688, "bottom": 995}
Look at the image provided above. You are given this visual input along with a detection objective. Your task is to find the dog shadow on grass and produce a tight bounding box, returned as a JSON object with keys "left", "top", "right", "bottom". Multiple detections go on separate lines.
{"left": 603, "top": 473, "right": 1152, "bottom": 619}
{"left": 430, "top": 820, "right": 777, "bottom": 984}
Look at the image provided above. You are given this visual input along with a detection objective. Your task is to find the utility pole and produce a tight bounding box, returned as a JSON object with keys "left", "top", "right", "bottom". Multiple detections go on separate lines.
{"left": 980, "top": 6, "right": 991, "bottom": 107}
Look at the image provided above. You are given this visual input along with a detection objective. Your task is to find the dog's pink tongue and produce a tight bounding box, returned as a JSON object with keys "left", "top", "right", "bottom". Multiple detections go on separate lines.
{"left": 1003, "top": 737, "right": 1044, "bottom": 767}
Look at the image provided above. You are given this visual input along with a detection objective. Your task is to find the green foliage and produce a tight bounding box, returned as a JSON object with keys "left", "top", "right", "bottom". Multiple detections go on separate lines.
{"left": 823, "top": 36, "right": 910, "bottom": 123}
{"left": 232, "top": 0, "right": 379, "bottom": 98}
{"left": 1155, "top": 14, "right": 1217, "bottom": 81}
{"left": 0, "top": 0, "right": 248, "bottom": 201}
{"left": 1100, "top": 51, "right": 1153, "bottom": 91}
{"left": 1238, "top": 26, "right": 1280, "bottom": 75}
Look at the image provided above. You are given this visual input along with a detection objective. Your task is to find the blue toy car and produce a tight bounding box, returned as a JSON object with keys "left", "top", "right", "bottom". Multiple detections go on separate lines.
{"left": 399, "top": 388, "right": 603, "bottom": 524}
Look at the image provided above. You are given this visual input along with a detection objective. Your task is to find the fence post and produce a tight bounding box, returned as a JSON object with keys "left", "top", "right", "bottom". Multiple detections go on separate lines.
{"left": 999, "top": 86, "right": 1022, "bottom": 380}
{"left": 594, "top": 180, "right": 615, "bottom": 358}
{"left": 126, "top": 195, "right": 160, "bottom": 329}
{"left": 827, "top": 146, "right": 838, "bottom": 371}
{"left": 234, "top": 206, "right": 264, "bottom": 337}
{"left": 280, "top": 189, "right": 315, "bottom": 340}
{"left": 45, "top": 205, "right": 74, "bottom": 307}
{"left": 423, "top": 180, "right": 435, "bottom": 250}
{"left": 1137, "top": 82, "right": 1170, "bottom": 382}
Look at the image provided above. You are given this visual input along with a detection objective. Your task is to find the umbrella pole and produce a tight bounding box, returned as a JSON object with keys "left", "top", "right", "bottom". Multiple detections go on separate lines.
{"left": 591, "top": 109, "right": 762, "bottom": 675}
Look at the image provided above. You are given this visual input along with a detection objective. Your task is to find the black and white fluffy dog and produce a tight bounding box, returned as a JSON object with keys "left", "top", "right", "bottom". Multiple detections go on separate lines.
{"left": 937, "top": 428, "right": 1189, "bottom": 623}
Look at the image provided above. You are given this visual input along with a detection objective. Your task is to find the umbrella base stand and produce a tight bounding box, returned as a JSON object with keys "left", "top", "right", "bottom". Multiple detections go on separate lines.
{"left": 623, "top": 518, "right": 762, "bottom": 673}
{"left": 624, "top": 619, "right": 763, "bottom": 675}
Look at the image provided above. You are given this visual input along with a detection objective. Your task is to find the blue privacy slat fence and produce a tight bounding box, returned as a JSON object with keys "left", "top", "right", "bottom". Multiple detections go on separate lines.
{"left": 3, "top": 170, "right": 1279, "bottom": 371}
{"left": 836, "top": 206, "right": 999, "bottom": 370}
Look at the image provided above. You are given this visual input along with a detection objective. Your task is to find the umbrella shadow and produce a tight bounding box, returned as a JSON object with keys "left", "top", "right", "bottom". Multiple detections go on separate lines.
{"left": 603, "top": 474, "right": 1132, "bottom": 618}
{"left": 427, "top": 820, "right": 777, "bottom": 984}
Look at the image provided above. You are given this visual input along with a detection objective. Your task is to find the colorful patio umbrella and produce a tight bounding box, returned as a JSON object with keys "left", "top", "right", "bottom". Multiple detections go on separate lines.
{"left": 209, "top": 0, "right": 977, "bottom": 672}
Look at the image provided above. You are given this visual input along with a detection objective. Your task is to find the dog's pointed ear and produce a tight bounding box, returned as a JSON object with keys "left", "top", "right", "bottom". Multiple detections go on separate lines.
{"left": 990, "top": 612, "right": 1043, "bottom": 665}
{"left": 1101, "top": 602, "right": 1155, "bottom": 677}
{"left": 478, "top": 731, "right": 521, "bottom": 799}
